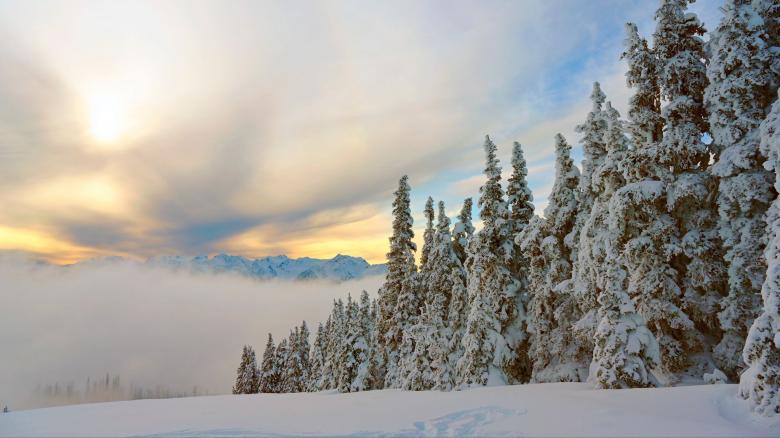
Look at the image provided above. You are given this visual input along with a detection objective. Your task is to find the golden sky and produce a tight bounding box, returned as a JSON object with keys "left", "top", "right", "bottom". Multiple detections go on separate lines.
{"left": 0, "top": 0, "right": 721, "bottom": 264}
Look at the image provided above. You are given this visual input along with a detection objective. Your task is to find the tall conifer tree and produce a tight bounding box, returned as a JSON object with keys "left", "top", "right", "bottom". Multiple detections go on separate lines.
{"left": 377, "top": 176, "right": 418, "bottom": 388}
{"left": 523, "top": 135, "right": 587, "bottom": 382}
{"left": 707, "top": 0, "right": 779, "bottom": 379}
{"left": 274, "top": 338, "right": 289, "bottom": 392}
{"left": 651, "top": 0, "right": 724, "bottom": 374}
{"left": 740, "top": 90, "right": 780, "bottom": 416}
{"left": 233, "top": 345, "right": 260, "bottom": 394}
{"left": 457, "top": 136, "right": 522, "bottom": 386}
{"left": 623, "top": 23, "right": 663, "bottom": 146}
{"left": 307, "top": 324, "right": 326, "bottom": 392}
{"left": 572, "top": 84, "right": 609, "bottom": 348}
{"left": 507, "top": 142, "right": 535, "bottom": 236}
{"left": 589, "top": 103, "right": 660, "bottom": 389}
{"left": 420, "top": 197, "right": 436, "bottom": 271}
{"left": 259, "top": 334, "right": 278, "bottom": 393}
{"left": 452, "top": 198, "right": 475, "bottom": 265}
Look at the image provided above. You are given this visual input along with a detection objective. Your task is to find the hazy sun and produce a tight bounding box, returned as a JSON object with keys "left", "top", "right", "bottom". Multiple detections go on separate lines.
{"left": 89, "top": 95, "right": 125, "bottom": 143}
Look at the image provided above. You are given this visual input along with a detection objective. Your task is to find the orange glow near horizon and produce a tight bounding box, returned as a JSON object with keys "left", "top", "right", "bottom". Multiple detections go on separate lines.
{"left": 0, "top": 225, "right": 108, "bottom": 264}
{"left": 216, "top": 209, "right": 390, "bottom": 265}
{"left": 0, "top": 213, "right": 391, "bottom": 266}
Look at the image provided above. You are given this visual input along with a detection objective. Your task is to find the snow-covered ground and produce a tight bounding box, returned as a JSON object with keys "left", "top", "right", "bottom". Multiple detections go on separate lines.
{"left": 2, "top": 383, "right": 778, "bottom": 437}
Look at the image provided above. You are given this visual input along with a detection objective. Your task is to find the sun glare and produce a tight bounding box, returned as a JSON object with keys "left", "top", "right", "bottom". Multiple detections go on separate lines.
{"left": 89, "top": 95, "right": 125, "bottom": 143}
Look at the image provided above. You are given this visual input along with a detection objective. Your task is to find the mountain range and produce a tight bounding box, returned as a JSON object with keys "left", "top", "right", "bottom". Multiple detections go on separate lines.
{"left": 73, "top": 254, "right": 387, "bottom": 282}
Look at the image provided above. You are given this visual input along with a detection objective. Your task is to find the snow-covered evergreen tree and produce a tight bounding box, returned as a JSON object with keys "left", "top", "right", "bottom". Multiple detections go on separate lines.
{"left": 349, "top": 291, "right": 373, "bottom": 391}
{"left": 421, "top": 197, "right": 436, "bottom": 272}
{"left": 404, "top": 297, "right": 452, "bottom": 391}
{"left": 651, "top": 0, "right": 723, "bottom": 374}
{"left": 740, "top": 89, "right": 780, "bottom": 416}
{"left": 517, "top": 216, "right": 547, "bottom": 377}
{"left": 318, "top": 301, "right": 345, "bottom": 391}
{"left": 452, "top": 198, "right": 475, "bottom": 265}
{"left": 399, "top": 323, "right": 432, "bottom": 390}
{"left": 548, "top": 135, "right": 592, "bottom": 382}
{"left": 589, "top": 105, "right": 662, "bottom": 388}
{"left": 274, "top": 337, "right": 289, "bottom": 392}
{"left": 571, "top": 84, "right": 607, "bottom": 345}
{"left": 319, "top": 316, "right": 334, "bottom": 390}
{"left": 456, "top": 136, "right": 522, "bottom": 386}
{"left": 595, "top": 101, "right": 630, "bottom": 209}
{"left": 282, "top": 327, "right": 306, "bottom": 393}
{"left": 377, "top": 176, "right": 419, "bottom": 388}
{"left": 259, "top": 334, "right": 278, "bottom": 393}
{"left": 394, "top": 275, "right": 422, "bottom": 388}
{"left": 329, "top": 293, "right": 372, "bottom": 393}
{"left": 580, "top": 101, "right": 629, "bottom": 327}
{"left": 586, "top": 102, "right": 663, "bottom": 389}
{"left": 590, "top": 242, "right": 660, "bottom": 389}
{"left": 403, "top": 201, "right": 462, "bottom": 390}
{"left": 523, "top": 134, "right": 587, "bottom": 382}
{"left": 506, "top": 142, "right": 534, "bottom": 280}
{"left": 757, "top": 0, "right": 780, "bottom": 51}
{"left": 619, "top": 29, "right": 683, "bottom": 373}
{"left": 329, "top": 299, "right": 347, "bottom": 390}
{"left": 427, "top": 201, "right": 460, "bottom": 323}
{"left": 233, "top": 345, "right": 260, "bottom": 394}
{"left": 569, "top": 83, "right": 607, "bottom": 261}
{"left": 447, "top": 265, "right": 469, "bottom": 371}
{"left": 527, "top": 234, "right": 566, "bottom": 383}
{"left": 607, "top": 169, "right": 683, "bottom": 384}
{"left": 307, "top": 323, "right": 326, "bottom": 392}
{"left": 297, "top": 321, "right": 311, "bottom": 390}
{"left": 367, "top": 298, "right": 386, "bottom": 390}
{"left": 707, "top": 0, "right": 779, "bottom": 379}
{"left": 418, "top": 196, "right": 436, "bottom": 313}
{"left": 337, "top": 295, "right": 360, "bottom": 392}
{"left": 507, "top": 142, "right": 535, "bottom": 237}
{"left": 431, "top": 202, "right": 466, "bottom": 390}
{"left": 506, "top": 141, "right": 535, "bottom": 377}
{"left": 428, "top": 312, "right": 454, "bottom": 391}
{"left": 653, "top": 0, "right": 709, "bottom": 167}
{"left": 576, "top": 82, "right": 608, "bottom": 214}
{"left": 623, "top": 22, "right": 663, "bottom": 146}
{"left": 707, "top": 0, "right": 780, "bottom": 159}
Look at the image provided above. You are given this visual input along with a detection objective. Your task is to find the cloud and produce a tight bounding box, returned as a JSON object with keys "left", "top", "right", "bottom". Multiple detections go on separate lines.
{"left": 217, "top": 204, "right": 391, "bottom": 263}
{"left": 0, "top": 0, "right": 722, "bottom": 262}
{"left": 0, "top": 256, "right": 383, "bottom": 410}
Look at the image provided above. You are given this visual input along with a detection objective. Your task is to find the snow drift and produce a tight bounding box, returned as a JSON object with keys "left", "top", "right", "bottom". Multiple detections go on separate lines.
{"left": 1, "top": 383, "right": 778, "bottom": 437}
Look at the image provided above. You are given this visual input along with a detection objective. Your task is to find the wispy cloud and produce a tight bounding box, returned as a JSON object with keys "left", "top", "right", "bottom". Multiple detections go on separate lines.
{"left": 0, "top": 0, "right": 721, "bottom": 262}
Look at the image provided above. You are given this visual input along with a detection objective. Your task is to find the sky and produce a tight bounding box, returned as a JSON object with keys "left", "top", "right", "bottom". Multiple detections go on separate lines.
{"left": 0, "top": 0, "right": 722, "bottom": 264}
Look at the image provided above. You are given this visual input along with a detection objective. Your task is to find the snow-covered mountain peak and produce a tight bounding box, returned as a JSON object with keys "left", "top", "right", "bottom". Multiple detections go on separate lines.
{"left": 76, "top": 253, "right": 386, "bottom": 282}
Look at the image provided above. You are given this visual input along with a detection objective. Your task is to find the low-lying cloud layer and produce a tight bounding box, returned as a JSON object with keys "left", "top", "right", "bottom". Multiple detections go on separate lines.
{"left": 0, "top": 257, "right": 383, "bottom": 410}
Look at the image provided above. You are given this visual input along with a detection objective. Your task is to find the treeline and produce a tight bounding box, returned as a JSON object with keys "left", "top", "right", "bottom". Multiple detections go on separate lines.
{"left": 233, "top": 293, "right": 378, "bottom": 394}
{"left": 29, "top": 373, "right": 206, "bottom": 408}
{"left": 235, "top": 0, "right": 780, "bottom": 416}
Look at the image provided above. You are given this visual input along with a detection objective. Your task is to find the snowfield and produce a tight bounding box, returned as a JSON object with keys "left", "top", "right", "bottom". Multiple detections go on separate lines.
{"left": 2, "top": 383, "right": 778, "bottom": 437}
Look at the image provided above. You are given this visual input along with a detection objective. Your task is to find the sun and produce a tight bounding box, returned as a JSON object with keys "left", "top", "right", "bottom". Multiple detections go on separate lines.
{"left": 89, "top": 94, "right": 125, "bottom": 143}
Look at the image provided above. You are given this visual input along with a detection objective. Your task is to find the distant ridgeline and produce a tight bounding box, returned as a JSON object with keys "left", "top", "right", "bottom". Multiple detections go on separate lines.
{"left": 72, "top": 254, "right": 387, "bottom": 282}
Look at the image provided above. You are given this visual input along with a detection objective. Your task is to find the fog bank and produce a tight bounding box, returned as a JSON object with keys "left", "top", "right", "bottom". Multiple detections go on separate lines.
{"left": 0, "top": 257, "right": 382, "bottom": 410}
